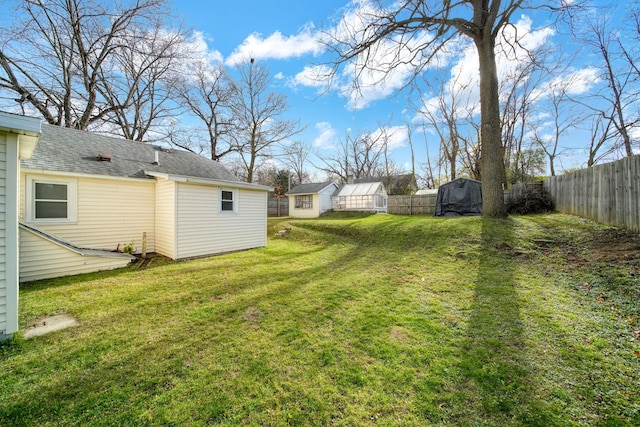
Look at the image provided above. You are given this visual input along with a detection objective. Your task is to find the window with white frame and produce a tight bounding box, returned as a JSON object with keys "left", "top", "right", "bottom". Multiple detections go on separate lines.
{"left": 26, "top": 176, "right": 77, "bottom": 222}
{"left": 295, "top": 194, "right": 313, "bottom": 209}
{"left": 220, "top": 189, "right": 236, "bottom": 212}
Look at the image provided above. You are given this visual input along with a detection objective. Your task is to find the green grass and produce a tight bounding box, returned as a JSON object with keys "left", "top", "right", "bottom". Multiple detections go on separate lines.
{"left": 2, "top": 213, "right": 639, "bottom": 426}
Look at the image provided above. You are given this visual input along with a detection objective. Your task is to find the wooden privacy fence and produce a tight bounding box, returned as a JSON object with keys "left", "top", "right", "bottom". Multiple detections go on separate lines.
{"left": 268, "top": 197, "right": 289, "bottom": 217}
{"left": 387, "top": 194, "right": 437, "bottom": 215}
{"left": 544, "top": 155, "right": 640, "bottom": 232}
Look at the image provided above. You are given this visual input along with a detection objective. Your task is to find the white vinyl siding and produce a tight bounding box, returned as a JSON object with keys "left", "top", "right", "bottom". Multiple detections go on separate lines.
{"left": 19, "top": 228, "right": 132, "bottom": 282}
{"left": 0, "top": 132, "right": 20, "bottom": 336}
{"left": 154, "top": 179, "right": 176, "bottom": 259}
{"left": 175, "top": 183, "right": 267, "bottom": 259}
{"left": 0, "top": 135, "right": 8, "bottom": 334}
{"left": 20, "top": 173, "right": 155, "bottom": 253}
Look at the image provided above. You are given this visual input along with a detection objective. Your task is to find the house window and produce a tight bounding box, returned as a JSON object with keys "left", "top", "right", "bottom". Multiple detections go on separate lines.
{"left": 295, "top": 195, "right": 313, "bottom": 209}
{"left": 220, "top": 189, "right": 236, "bottom": 212}
{"left": 26, "top": 176, "right": 77, "bottom": 222}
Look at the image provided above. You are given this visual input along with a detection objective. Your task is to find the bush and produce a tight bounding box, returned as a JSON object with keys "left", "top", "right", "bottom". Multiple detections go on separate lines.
{"left": 507, "top": 186, "right": 554, "bottom": 215}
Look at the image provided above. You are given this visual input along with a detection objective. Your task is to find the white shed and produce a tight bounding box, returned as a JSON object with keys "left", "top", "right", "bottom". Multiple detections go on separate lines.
{"left": 287, "top": 181, "right": 339, "bottom": 218}
{"left": 332, "top": 182, "right": 387, "bottom": 213}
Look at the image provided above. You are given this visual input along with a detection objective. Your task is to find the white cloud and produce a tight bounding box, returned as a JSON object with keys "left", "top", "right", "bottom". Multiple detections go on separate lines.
{"left": 292, "top": 65, "right": 333, "bottom": 89}
{"left": 371, "top": 125, "right": 407, "bottom": 151}
{"left": 312, "top": 121, "right": 338, "bottom": 149}
{"left": 225, "top": 24, "right": 325, "bottom": 66}
{"left": 415, "top": 15, "right": 558, "bottom": 123}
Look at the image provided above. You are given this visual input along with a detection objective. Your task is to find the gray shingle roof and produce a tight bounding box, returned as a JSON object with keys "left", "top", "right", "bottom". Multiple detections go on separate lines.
{"left": 286, "top": 181, "right": 337, "bottom": 195}
{"left": 21, "top": 124, "right": 240, "bottom": 182}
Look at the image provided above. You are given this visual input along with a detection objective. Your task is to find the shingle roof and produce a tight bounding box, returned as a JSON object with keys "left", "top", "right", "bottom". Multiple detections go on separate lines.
{"left": 286, "top": 181, "right": 337, "bottom": 195}
{"left": 21, "top": 124, "right": 240, "bottom": 182}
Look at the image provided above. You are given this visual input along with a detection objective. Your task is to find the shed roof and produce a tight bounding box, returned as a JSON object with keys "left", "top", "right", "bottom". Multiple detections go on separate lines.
{"left": 21, "top": 124, "right": 240, "bottom": 182}
{"left": 335, "top": 182, "right": 385, "bottom": 197}
{"left": 287, "top": 181, "right": 337, "bottom": 195}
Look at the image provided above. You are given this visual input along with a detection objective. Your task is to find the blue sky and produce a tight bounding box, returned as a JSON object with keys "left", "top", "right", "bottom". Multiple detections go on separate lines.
{"left": 168, "top": 0, "right": 635, "bottom": 183}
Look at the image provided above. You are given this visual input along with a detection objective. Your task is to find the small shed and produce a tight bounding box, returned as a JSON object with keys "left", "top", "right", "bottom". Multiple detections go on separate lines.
{"left": 332, "top": 182, "right": 387, "bottom": 213}
{"left": 287, "top": 181, "right": 339, "bottom": 218}
{"left": 434, "top": 178, "right": 482, "bottom": 216}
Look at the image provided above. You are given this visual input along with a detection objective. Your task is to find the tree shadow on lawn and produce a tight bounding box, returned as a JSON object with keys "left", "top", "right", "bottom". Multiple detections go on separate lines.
{"left": 447, "top": 217, "right": 558, "bottom": 425}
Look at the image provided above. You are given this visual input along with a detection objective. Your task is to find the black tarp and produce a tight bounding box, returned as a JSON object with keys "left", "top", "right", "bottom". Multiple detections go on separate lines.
{"left": 434, "top": 178, "right": 482, "bottom": 216}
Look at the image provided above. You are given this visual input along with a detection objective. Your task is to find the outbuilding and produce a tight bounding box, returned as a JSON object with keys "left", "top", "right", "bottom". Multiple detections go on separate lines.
{"left": 434, "top": 178, "right": 482, "bottom": 216}
{"left": 332, "top": 182, "right": 388, "bottom": 213}
{"left": 287, "top": 181, "right": 339, "bottom": 218}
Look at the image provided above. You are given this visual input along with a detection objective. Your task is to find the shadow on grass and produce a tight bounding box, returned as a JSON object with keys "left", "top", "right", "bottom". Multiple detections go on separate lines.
{"left": 453, "top": 217, "right": 556, "bottom": 425}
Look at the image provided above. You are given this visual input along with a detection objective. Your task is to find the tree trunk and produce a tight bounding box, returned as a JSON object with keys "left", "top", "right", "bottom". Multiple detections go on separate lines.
{"left": 476, "top": 36, "right": 507, "bottom": 217}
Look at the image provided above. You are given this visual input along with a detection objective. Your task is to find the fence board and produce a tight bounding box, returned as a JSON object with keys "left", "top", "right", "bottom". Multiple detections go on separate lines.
{"left": 387, "top": 194, "right": 437, "bottom": 215}
{"left": 268, "top": 197, "right": 289, "bottom": 217}
{"left": 544, "top": 155, "right": 640, "bottom": 232}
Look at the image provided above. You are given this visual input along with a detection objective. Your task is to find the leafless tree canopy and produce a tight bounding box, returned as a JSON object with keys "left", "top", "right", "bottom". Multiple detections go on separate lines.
{"left": 322, "top": 0, "right": 568, "bottom": 216}
{"left": 0, "top": 0, "right": 189, "bottom": 140}
{"left": 173, "top": 63, "right": 237, "bottom": 161}
{"left": 229, "top": 60, "right": 303, "bottom": 183}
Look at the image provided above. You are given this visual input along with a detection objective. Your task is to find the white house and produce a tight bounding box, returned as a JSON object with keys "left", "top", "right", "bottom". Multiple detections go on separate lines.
{"left": 287, "top": 181, "right": 339, "bottom": 219}
{"left": 19, "top": 122, "right": 269, "bottom": 282}
{"left": 0, "top": 112, "right": 41, "bottom": 339}
{"left": 332, "top": 182, "right": 388, "bottom": 213}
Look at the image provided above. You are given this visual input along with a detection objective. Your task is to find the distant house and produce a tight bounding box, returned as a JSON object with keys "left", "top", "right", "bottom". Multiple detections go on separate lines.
{"left": 19, "top": 122, "right": 269, "bottom": 282}
{"left": 1, "top": 112, "right": 41, "bottom": 339}
{"left": 332, "top": 182, "right": 388, "bottom": 213}
{"left": 354, "top": 174, "right": 417, "bottom": 195}
{"left": 286, "top": 181, "right": 339, "bottom": 219}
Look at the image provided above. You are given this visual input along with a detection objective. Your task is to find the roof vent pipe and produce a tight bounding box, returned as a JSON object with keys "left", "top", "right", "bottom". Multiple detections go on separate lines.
{"left": 153, "top": 150, "right": 159, "bottom": 165}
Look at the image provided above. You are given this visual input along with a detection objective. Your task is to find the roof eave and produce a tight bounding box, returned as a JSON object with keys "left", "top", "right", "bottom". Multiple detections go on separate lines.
{"left": 146, "top": 171, "right": 270, "bottom": 191}
{"left": 0, "top": 112, "right": 42, "bottom": 158}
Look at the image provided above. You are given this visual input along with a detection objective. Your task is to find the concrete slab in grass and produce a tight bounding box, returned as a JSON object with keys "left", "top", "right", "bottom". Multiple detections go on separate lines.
{"left": 23, "top": 314, "right": 79, "bottom": 339}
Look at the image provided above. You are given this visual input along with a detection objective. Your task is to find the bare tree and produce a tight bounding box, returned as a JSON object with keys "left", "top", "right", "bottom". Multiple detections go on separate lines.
{"left": 532, "top": 82, "right": 576, "bottom": 176}
{"left": 280, "top": 140, "right": 311, "bottom": 186}
{"left": 175, "top": 62, "right": 237, "bottom": 160}
{"left": 586, "top": 113, "right": 616, "bottom": 167}
{"left": 0, "top": 0, "right": 174, "bottom": 132}
{"left": 417, "top": 73, "right": 476, "bottom": 181}
{"left": 99, "top": 20, "right": 193, "bottom": 141}
{"left": 229, "top": 60, "right": 303, "bottom": 183}
{"left": 313, "top": 129, "right": 387, "bottom": 182}
{"left": 572, "top": 13, "right": 639, "bottom": 158}
{"left": 324, "top": 0, "right": 574, "bottom": 216}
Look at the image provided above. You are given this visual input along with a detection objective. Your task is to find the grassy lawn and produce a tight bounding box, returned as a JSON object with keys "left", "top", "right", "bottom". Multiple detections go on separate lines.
{"left": 2, "top": 213, "right": 639, "bottom": 426}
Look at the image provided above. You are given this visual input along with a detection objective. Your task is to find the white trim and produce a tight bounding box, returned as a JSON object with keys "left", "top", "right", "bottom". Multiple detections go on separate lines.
{"left": 25, "top": 175, "right": 78, "bottom": 224}
{"left": 5, "top": 134, "right": 19, "bottom": 334}
{"left": 146, "top": 171, "right": 269, "bottom": 192}
{"left": 22, "top": 168, "right": 152, "bottom": 183}
{"left": 219, "top": 188, "right": 238, "bottom": 214}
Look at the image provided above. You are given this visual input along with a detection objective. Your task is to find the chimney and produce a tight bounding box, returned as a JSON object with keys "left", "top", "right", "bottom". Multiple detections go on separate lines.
{"left": 347, "top": 174, "right": 354, "bottom": 184}
{"left": 153, "top": 150, "right": 159, "bottom": 165}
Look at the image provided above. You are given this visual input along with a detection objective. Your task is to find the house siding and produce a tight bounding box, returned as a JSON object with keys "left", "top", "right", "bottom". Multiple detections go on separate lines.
{"left": 175, "top": 183, "right": 267, "bottom": 259}
{"left": 154, "top": 179, "right": 176, "bottom": 259}
{"left": 0, "top": 134, "right": 8, "bottom": 335}
{"left": 19, "top": 228, "right": 132, "bottom": 282}
{"left": 289, "top": 193, "right": 321, "bottom": 219}
{"left": 20, "top": 173, "right": 155, "bottom": 253}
